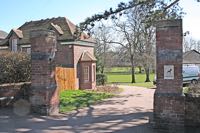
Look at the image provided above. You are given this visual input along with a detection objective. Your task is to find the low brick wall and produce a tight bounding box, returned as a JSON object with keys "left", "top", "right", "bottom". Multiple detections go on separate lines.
{"left": 185, "top": 94, "right": 200, "bottom": 127}
{"left": 153, "top": 93, "right": 185, "bottom": 133}
{"left": 0, "top": 82, "right": 31, "bottom": 107}
{"left": 152, "top": 92, "right": 200, "bottom": 132}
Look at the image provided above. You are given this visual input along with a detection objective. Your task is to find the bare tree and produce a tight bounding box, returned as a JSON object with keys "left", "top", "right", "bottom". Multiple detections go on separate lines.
{"left": 139, "top": 26, "right": 156, "bottom": 82}
{"left": 183, "top": 37, "right": 198, "bottom": 52}
{"left": 197, "top": 40, "right": 200, "bottom": 52}
{"left": 77, "top": 0, "right": 189, "bottom": 33}
{"left": 110, "top": 7, "right": 143, "bottom": 83}
{"left": 93, "top": 24, "right": 113, "bottom": 73}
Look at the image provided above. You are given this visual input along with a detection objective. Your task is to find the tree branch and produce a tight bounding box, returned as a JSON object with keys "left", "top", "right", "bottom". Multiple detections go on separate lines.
{"left": 163, "top": 0, "right": 180, "bottom": 12}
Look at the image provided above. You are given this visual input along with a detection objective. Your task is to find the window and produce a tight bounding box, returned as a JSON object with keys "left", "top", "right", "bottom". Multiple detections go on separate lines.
{"left": 11, "top": 39, "right": 17, "bottom": 52}
{"left": 92, "top": 65, "right": 96, "bottom": 82}
{"left": 83, "top": 66, "right": 89, "bottom": 82}
{"left": 27, "top": 48, "right": 31, "bottom": 54}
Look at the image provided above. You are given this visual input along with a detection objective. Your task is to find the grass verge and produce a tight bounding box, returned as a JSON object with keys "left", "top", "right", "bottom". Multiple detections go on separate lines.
{"left": 60, "top": 90, "right": 113, "bottom": 113}
{"left": 106, "top": 72, "right": 155, "bottom": 88}
{"left": 128, "top": 82, "right": 155, "bottom": 88}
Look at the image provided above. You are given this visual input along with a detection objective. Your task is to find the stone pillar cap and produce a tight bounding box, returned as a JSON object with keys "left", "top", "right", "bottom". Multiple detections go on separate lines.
{"left": 155, "top": 19, "right": 182, "bottom": 28}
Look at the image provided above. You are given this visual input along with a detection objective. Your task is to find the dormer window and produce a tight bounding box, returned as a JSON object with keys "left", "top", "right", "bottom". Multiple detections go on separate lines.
{"left": 11, "top": 39, "right": 18, "bottom": 52}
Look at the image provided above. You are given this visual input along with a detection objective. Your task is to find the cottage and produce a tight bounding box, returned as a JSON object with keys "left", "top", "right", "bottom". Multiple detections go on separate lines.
{"left": 183, "top": 50, "right": 200, "bottom": 67}
{"left": 0, "top": 17, "right": 96, "bottom": 89}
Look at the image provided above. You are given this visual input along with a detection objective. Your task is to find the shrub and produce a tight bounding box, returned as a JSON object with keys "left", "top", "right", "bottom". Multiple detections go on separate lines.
{"left": 0, "top": 52, "right": 31, "bottom": 84}
{"left": 96, "top": 73, "right": 107, "bottom": 86}
{"left": 188, "top": 83, "right": 200, "bottom": 95}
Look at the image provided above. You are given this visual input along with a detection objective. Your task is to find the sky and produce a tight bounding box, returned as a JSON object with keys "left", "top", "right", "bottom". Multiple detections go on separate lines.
{"left": 0, "top": 0, "right": 199, "bottom": 40}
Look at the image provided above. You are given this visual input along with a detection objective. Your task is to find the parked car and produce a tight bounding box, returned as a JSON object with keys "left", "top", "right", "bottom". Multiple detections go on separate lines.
{"left": 153, "top": 65, "right": 200, "bottom": 85}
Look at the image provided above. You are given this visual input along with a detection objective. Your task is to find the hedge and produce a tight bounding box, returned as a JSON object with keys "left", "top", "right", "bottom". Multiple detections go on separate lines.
{"left": 96, "top": 73, "right": 107, "bottom": 86}
{"left": 0, "top": 52, "right": 31, "bottom": 84}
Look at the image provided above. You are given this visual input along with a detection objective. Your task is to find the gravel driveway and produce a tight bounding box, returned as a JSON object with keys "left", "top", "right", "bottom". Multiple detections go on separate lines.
{"left": 0, "top": 85, "right": 158, "bottom": 133}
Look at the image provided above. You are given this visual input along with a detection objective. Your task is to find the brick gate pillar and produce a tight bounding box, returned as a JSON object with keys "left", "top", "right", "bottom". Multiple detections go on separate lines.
{"left": 29, "top": 30, "right": 59, "bottom": 115}
{"left": 153, "top": 19, "right": 185, "bottom": 132}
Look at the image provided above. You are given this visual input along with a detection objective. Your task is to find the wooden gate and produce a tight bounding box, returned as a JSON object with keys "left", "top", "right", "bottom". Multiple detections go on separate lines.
{"left": 55, "top": 67, "right": 76, "bottom": 91}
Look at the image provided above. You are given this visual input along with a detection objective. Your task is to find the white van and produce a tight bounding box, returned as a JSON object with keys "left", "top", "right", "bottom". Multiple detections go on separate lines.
{"left": 183, "top": 65, "right": 200, "bottom": 84}
{"left": 153, "top": 65, "right": 200, "bottom": 85}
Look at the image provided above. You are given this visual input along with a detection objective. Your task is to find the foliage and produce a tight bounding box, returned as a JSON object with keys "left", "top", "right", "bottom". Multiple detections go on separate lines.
{"left": 96, "top": 56, "right": 104, "bottom": 73}
{"left": 187, "top": 83, "right": 200, "bottom": 95}
{"left": 0, "top": 52, "right": 31, "bottom": 84}
{"left": 89, "top": 0, "right": 185, "bottom": 83}
{"left": 96, "top": 73, "right": 107, "bottom": 85}
{"left": 78, "top": 0, "right": 186, "bottom": 33}
{"left": 183, "top": 87, "right": 189, "bottom": 94}
{"left": 59, "top": 90, "right": 113, "bottom": 112}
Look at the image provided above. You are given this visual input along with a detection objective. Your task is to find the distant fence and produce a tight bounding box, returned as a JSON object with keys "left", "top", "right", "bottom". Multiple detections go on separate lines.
{"left": 55, "top": 67, "right": 76, "bottom": 91}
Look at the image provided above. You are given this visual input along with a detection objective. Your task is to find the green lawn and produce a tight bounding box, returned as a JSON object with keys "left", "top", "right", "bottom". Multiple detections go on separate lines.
{"left": 104, "top": 67, "right": 155, "bottom": 88}
{"left": 128, "top": 82, "right": 155, "bottom": 88}
{"left": 60, "top": 90, "right": 113, "bottom": 113}
{"left": 106, "top": 73, "right": 154, "bottom": 83}
{"left": 105, "top": 67, "right": 142, "bottom": 73}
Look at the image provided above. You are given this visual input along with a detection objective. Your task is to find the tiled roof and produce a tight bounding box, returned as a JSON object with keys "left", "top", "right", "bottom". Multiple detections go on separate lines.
{"left": 2, "top": 17, "right": 95, "bottom": 46}
{"left": 79, "top": 51, "right": 96, "bottom": 62}
{"left": 12, "top": 29, "right": 23, "bottom": 38}
{"left": 183, "top": 50, "right": 200, "bottom": 64}
{"left": 0, "top": 30, "right": 8, "bottom": 39}
{"left": 66, "top": 18, "right": 76, "bottom": 36}
{"left": 50, "top": 23, "right": 64, "bottom": 35}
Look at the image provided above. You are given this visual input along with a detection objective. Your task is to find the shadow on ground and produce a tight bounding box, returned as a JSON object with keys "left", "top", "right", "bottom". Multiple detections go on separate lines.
{"left": 0, "top": 102, "right": 157, "bottom": 133}
{"left": 1, "top": 86, "right": 198, "bottom": 133}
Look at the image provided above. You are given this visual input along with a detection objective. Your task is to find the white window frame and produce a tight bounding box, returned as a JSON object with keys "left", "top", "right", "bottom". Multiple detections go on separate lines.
{"left": 83, "top": 66, "right": 89, "bottom": 82}
{"left": 92, "top": 65, "right": 96, "bottom": 82}
{"left": 11, "top": 39, "right": 18, "bottom": 52}
{"left": 20, "top": 46, "right": 23, "bottom": 52}
{"left": 27, "top": 48, "right": 31, "bottom": 54}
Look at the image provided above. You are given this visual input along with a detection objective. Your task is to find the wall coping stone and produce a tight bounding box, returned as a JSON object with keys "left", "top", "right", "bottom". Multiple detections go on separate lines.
{"left": 155, "top": 19, "right": 182, "bottom": 28}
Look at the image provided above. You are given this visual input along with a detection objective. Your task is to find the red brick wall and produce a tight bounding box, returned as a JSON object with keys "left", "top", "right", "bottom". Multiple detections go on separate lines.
{"left": 30, "top": 30, "right": 59, "bottom": 115}
{"left": 153, "top": 19, "right": 185, "bottom": 132}
{"left": 79, "top": 62, "right": 96, "bottom": 89}
{"left": 73, "top": 45, "right": 95, "bottom": 89}
{"left": 53, "top": 43, "right": 95, "bottom": 89}
{"left": 0, "top": 82, "right": 31, "bottom": 107}
{"left": 55, "top": 43, "right": 73, "bottom": 67}
{"left": 156, "top": 19, "right": 183, "bottom": 94}
{"left": 185, "top": 95, "right": 200, "bottom": 126}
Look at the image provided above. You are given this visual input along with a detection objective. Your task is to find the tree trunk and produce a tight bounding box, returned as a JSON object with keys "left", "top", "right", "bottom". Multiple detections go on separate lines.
{"left": 145, "top": 67, "right": 151, "bottom": 82}
{"left": 101, "top": 65, "right": 104, "bottom": 74}
{"left": 138, "top": 66, "right": 142, "bottom": 73}
{"left": 102, "top": 41, "right": 106, "bottom": 74}
{"left": 131, "top": 55, "right": 136, "bottom": 83}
